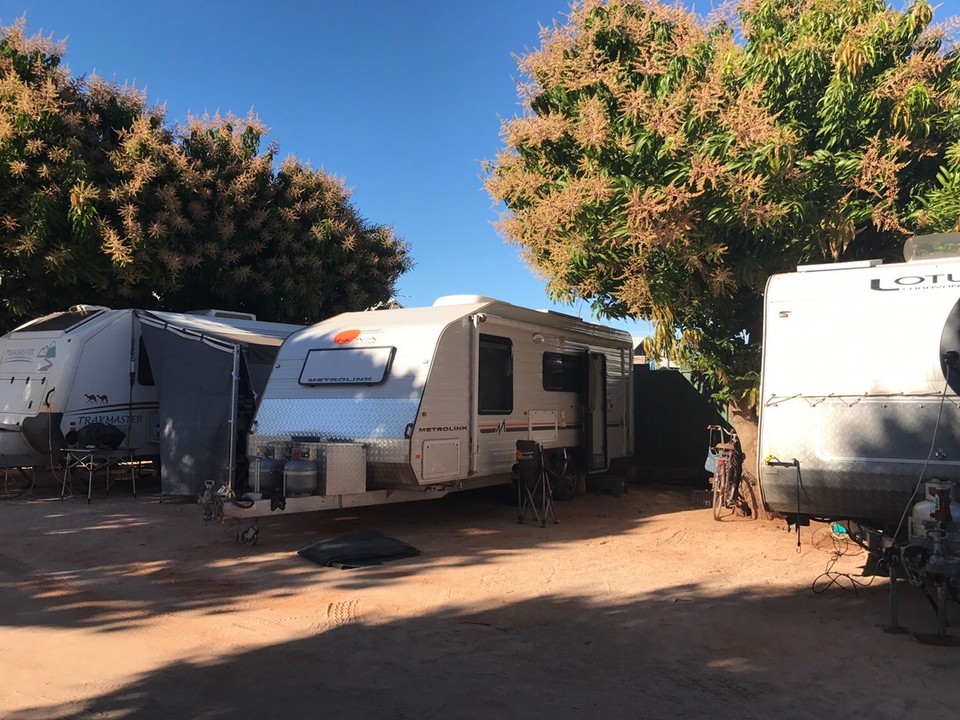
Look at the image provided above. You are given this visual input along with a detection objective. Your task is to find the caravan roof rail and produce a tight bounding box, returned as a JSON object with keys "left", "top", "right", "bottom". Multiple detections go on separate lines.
{"left": 796, "top": 259, "right": 883, "bottom": 272}
{"left": 535, "top": 308, "right": 581, "bottom": 320}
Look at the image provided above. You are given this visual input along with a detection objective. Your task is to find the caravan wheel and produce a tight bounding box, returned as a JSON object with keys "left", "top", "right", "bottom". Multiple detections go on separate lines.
{"left": 547, "top": 451, "right": 579, "bottom": 501}
{"left": 550, "top": 471, "right": 579, "bottom": 501}
{"left": 237, "top": 525, "right": 260, "bottom": 547}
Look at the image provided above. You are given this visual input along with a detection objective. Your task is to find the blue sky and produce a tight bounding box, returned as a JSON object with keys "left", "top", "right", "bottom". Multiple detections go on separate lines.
{"left": 6, "top": 1, "right": 960, "bottom": 339}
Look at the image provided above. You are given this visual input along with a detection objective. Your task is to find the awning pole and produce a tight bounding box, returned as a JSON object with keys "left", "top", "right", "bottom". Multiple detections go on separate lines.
{"left": 227, "top": 346, "right": 240, "bottom": 492}
{"left": 127, "top": 311, "right": 136, "bottom": 443}
{"left": 469, "top": 314, "right": 481, "bottom": 475}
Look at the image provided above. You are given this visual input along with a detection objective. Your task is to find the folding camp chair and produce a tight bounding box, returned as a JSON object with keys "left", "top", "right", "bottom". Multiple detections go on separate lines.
{"left": 516, "top": 440, "right": 559, "bottom": 527}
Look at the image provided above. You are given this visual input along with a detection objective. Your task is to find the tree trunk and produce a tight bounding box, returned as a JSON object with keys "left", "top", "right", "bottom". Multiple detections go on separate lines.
{"left": 728, "top": 401, "right": 771, "bottom": 520}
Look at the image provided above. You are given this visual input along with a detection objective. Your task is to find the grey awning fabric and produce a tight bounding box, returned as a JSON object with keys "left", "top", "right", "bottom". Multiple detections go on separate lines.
{"left": 137, "top": 311, "right": 299, "bottom": 496}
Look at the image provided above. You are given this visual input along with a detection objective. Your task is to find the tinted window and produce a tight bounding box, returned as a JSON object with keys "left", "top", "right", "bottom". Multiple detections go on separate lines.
{"left": 479, "top": 334, "right": 512, "bottom": 414}
{"left": 542, "top": 352, "right": 583, "bottom": 392}
{"left": 137, "top": 337, "right": 155, "bottom": 386}
{"left": 298, "top": 347, "right": 395, "bottom": 386}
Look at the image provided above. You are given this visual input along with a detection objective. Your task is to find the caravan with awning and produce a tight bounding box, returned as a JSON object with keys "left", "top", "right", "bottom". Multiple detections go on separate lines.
{"left": 0, "top": 306, "right": 301, "bottom": 495}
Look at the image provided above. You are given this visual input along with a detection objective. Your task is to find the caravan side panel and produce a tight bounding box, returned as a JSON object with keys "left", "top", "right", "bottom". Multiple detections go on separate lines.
{"left": 0, "top": 328, "right": 70, "bottom": 465}
{"left": 411, "top": 318, "right": 471, "bottom": 483}
{"left": 413, "top": 310, "right": 632, "bottom": 484}
{"left": 62, "top": 313, "right": 157, "bottom": 454}
{"left": 759, "top": 259, "right": 960, "bottom": 524}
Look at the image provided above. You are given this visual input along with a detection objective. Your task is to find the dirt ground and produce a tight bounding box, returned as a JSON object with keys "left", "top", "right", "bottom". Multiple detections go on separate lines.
{"left": 0, "top": 474, "right": 957, "bottom": 720}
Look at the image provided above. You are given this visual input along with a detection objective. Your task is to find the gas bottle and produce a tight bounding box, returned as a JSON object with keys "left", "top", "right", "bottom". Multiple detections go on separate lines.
{"left": 252, "top": 456, "right": 284, "bottom": 497}
{"left": 910, "top": 479, "right": 960, "bottom": 540}
{"left": 283, "top": 459, "right": 318, "bottom": 496}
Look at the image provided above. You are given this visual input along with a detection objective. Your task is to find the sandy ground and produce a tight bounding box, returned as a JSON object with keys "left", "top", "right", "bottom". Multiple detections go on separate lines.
{"left": 0, "top": 474, "right": 957, "bottom": 720}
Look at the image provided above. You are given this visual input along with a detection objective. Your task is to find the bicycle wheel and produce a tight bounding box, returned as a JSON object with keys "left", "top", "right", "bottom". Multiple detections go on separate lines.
{"left": 725, "top": 453, "right": 742, "bottom": 506}
{"left": 0, "top": 467, "right": 34, "bottom": 500}
{"left": 712, "top": 459, "right": 728, "bottom": 521}
{"left": 736, "top": 470, "right": 759, "bottom": 519}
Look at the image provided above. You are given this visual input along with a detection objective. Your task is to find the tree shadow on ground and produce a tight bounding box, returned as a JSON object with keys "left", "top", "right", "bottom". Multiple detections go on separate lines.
{"left": 3, "top": 583, "right": 952, "bottom": 720}
{"left": 0, "top": 479, "right": 704, "bottom": 630}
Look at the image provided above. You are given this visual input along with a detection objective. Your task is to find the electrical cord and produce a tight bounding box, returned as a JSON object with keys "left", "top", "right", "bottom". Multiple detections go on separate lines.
{"left": 794, "top": 461, "right": 801, "bottom": 552}
{"left": 46, "top": 396, "right": 66, "bottom": 492}
{"left": 0, "top": 456, "right": 34, "bottom": 499}
{"left": 810, "top": 524, "right": 879, "bottom": 595}
{"left": 765, "top": 456, "right": 802, "bottom": 551}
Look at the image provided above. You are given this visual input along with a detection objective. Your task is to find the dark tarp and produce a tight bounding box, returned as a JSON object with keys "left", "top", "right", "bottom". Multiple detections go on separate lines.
{"left": 297, "top": 529, "right": 420, "bottom": 569}
{"left": 138, "top": 311, "right": 298, "bottom": 496}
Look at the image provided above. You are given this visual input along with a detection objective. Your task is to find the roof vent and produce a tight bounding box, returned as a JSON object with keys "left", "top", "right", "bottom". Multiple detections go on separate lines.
{"left": 903, "top": 232, "right": 960, "bottom": 262}
{"left": 432, "top": 295, "right": 498, "bottom": 307}
{"left": 186, "top": 309, "right": 257, "bottom": 320}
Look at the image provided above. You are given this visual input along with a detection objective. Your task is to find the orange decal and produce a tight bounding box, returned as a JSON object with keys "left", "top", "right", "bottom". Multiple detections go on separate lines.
{"left": 334, "top": 329, "right": 362, "bottom": 345}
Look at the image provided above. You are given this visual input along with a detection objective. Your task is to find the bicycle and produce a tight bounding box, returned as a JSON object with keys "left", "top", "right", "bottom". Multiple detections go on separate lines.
{"left": 705, "top": 424, "right": 745, "bottom": 521}
{"left": 0, "top": 466, "right": 35, "bottom": 500}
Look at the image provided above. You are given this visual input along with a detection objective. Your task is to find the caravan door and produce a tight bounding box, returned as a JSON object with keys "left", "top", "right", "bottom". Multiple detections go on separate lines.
{"left": 584, "top": 351, "right": 607, "bottom": 472}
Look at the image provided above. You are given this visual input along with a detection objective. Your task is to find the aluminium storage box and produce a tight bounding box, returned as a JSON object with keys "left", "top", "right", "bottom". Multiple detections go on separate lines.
{"left": 310, "top": 443, "right": 366, "bottom": 495}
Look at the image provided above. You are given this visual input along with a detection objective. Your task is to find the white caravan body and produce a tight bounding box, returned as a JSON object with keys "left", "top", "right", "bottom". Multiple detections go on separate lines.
{"left": 0, "top": 306, "right": 301, "bottom": 480}
{"left": 759, "top": 257, "right": 960, "bottom": 525}
{"left": 0, "top": 306, "right": 153, "bottom": 467}
{"left": 247, "top": 296, "right": 634, "bottom": 500}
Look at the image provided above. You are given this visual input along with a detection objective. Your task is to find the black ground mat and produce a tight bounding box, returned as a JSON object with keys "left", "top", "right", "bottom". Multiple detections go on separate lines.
{"left": 297, "top": 529, "right": 421, "bottom": 569}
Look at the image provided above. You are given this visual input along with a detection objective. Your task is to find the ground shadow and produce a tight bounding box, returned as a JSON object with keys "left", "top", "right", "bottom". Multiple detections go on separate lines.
{"left": 0, "top": 478, "right": 703, "bottom": 630}
{"left": 3, "top": 583, "right": 952, "bottom": 720}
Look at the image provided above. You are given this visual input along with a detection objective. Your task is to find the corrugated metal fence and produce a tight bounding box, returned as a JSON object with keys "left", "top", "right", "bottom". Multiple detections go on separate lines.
{"left": 631, "top": 365, "right": 727, "bottom": 483}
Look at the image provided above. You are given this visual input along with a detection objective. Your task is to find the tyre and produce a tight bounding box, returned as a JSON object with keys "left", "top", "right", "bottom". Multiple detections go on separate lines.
{"left": 549, "top": 468, "right": 579, "bottom": 501}
{"left": 238, "top": 526, "right": 259, "bottom": 546}
{"left": 712, "top": 460, "right": 728, "bottom": 521}
{"left": 736, "top": 470, "right": 759, "bottom": 519}
{"left": 547, "top": 451, "right": 579, "bottom": 501}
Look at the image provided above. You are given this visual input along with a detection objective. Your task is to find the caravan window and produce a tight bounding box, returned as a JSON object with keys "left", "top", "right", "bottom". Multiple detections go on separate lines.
{"left": 542, "top": 352, "right": 583, "bottom": 392}
{"left": 299, "top": 347, "right": 395, "bottom": 385}
{"left": 478, "top": 334, "right": 512, "bottom": 414}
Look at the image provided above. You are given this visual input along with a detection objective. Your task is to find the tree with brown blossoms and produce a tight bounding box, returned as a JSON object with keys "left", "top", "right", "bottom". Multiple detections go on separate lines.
{"left": 486, "top": 0, "right": 960, "bottom": 467}
{"left": 0, "top": 19, "right": 410, "bottom": 331}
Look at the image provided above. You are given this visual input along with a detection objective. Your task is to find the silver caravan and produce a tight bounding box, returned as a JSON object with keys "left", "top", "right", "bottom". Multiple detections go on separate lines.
{"left": 758, "top": 237, "right": 960, "bottom": 527}
{"left": 230, "top": 296, "right": 634, "bottom": 519}
{"left": 0, "top": 306, "right": 301, "bottom": 494}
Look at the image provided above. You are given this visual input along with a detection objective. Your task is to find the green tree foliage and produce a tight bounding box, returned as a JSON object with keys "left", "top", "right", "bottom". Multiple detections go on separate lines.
{"left": 0, "top": 19, "right": 410, "bottom": 331}
{"left": 486, "top": 0, "right": 960, "bottom": 408}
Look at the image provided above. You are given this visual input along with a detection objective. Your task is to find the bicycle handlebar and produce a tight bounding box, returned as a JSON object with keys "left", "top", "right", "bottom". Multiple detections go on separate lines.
{"left": 707, "top": 425, "right": 738, "bottom": 447}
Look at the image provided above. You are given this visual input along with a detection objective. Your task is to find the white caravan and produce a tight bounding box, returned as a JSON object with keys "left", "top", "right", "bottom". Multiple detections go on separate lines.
{"left": 758, "top": 236, "right": 960, "bottom": 527}
{"left": 227, "top": 296, "right": 634, "bottom": 520}
{"left": 0, "top": 306, "right": 301, "bottom": 495}
{"left": 0, "top": 305, "right": 154, "bottom": 468}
